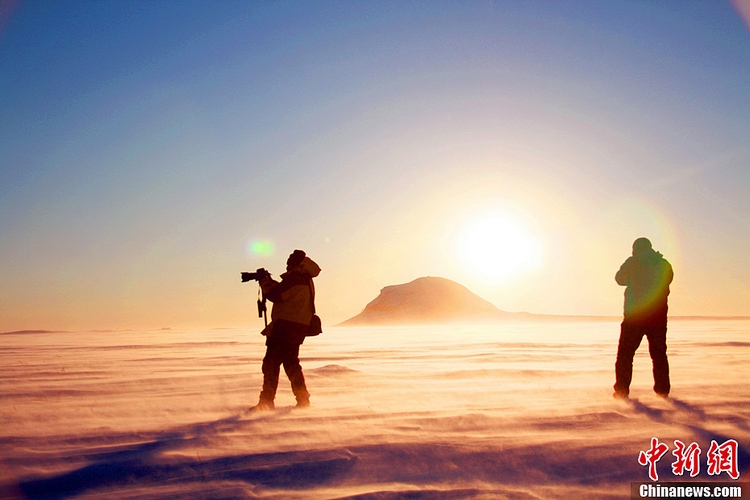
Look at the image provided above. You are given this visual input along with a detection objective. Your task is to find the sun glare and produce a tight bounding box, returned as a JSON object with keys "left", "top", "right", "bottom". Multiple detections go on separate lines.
{"left": 456, "top": 211, "right": 543, "bottom": 284}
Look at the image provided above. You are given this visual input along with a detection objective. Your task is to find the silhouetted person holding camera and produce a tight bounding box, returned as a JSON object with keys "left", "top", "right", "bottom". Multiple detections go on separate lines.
{"left": 242, "top": 250, "right": 321, "bottom": 410}
{"left": 613, "top": 237, "right": 674, "bottom": 399}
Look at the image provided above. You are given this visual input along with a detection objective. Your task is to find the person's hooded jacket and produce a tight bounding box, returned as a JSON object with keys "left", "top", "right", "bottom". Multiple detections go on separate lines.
{"left": 259, "top": 255, "right": 321, "bottom": 342}
{"left": 616, "top": 247, "right": 673, "bottom": 326}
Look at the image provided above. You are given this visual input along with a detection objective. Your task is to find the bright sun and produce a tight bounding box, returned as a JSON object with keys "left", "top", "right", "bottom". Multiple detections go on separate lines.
{"left": 456, "top": 211, "right": 543, "bottom": 284}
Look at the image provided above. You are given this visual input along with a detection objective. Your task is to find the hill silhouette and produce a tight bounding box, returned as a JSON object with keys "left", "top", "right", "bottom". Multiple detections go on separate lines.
{"left": 340, "top": 277, "right": 511, "bottom": 325}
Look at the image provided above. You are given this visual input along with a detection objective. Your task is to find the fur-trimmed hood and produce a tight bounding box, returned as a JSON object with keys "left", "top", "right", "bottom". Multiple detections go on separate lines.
{"left": 297, "top": 256, "right": 321, "bottom": 278}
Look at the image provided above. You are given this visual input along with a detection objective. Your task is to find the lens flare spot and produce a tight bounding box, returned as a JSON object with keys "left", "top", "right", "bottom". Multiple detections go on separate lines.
{"left": 248, "top": 239, "right": 275, "bottom": 257}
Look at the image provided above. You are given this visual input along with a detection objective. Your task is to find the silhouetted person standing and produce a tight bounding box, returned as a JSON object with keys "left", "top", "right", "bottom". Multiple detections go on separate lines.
{"left": 253, "top": 250, "right": 320, "bottom": 410}
{"left": 613, "top": 238, "right": 674, "bottom": 399}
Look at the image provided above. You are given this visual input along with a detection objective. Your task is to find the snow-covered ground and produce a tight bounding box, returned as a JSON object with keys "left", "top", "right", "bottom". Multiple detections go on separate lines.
{"left": 2, "top": 320, "right": 748, "bottom": 499}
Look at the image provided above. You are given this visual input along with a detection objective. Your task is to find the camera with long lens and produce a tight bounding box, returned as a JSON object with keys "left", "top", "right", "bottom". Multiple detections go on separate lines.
{"left": 241, "top": 268, "right": 270, "bottom": 323}
{"left": 241, "top": 268, "right": 269, "bottom": 283}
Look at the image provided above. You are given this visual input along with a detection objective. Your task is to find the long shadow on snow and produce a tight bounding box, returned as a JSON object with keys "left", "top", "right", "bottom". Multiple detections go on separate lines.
{"left": 18, "top": 410, "right": 356, "bottom": 500}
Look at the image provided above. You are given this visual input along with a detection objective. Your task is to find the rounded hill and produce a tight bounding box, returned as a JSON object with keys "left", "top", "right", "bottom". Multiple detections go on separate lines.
{"left": 340, "top": 276, "right": 505, "bottom": 325}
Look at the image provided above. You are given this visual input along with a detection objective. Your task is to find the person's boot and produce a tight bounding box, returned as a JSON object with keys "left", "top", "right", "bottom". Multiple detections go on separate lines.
{"left": 251, "top": 394, "right": 275, "bottom": 412}
{"left": 612, "top": 385, "right": 629, "bottom": 400}
{"left": 295, "top": 395, "right": 310, "bottom": 408}
{"left": 289, "top": 368, "right": 310, "bottom": 408}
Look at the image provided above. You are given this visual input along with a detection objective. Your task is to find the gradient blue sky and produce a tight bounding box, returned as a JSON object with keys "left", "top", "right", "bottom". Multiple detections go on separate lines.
{"left": 1, "top": 1, "right": 749, "bottom": 330}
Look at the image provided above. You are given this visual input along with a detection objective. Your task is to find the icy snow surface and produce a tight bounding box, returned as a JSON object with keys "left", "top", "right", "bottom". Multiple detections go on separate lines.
{"left": 1, "top": 320, "right": 748, "bottom": 498}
